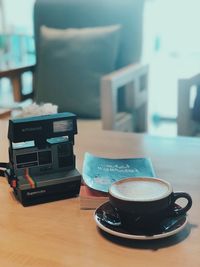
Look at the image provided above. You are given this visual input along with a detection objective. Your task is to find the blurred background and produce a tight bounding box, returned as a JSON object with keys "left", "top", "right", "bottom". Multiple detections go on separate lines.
{"left": 1, "top": 0, "right": 200, "bottom": 137}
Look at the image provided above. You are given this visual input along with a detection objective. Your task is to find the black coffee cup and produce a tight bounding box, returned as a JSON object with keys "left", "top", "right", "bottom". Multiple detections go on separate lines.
{"left": 108, "top": 177, "right": 192, "bottom": 230}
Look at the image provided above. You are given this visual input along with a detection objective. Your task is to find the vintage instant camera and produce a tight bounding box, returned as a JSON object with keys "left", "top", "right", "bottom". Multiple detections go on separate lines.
{"left": 6, "top": 112, "right": 81, "bottom": 206}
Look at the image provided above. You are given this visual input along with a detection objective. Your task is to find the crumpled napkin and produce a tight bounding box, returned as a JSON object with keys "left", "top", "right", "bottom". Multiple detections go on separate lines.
{"left": 14, "top": 102, "right": 58, "bottom": 118}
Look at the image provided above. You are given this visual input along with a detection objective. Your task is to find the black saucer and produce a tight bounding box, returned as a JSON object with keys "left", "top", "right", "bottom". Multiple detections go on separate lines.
{"left": 94, "top": 202, "right": 187, "bottom": 240}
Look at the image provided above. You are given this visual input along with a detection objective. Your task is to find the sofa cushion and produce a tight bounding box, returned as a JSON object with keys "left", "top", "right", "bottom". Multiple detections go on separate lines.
{"left": 35, "top": 24, "right": 121, "bottom": 118}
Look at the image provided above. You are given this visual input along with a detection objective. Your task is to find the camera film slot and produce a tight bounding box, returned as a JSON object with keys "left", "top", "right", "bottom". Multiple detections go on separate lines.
{"left": 16, "top": 152, "right": 38, "bottom": 169}
{"left": 16, "top": 151, "right": 52, "bottom": 169}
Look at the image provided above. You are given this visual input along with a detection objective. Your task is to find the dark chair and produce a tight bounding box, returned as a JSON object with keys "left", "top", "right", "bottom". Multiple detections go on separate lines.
{"left": 18, "top": 0, "right": 149, "bottom": 132}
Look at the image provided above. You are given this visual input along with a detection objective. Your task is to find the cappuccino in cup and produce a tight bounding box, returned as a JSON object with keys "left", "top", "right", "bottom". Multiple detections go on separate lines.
{"left": 109, "top": 177, "right": 192, "bottom": 230}
{"left": 110, "top": 178, "right": 170, "bottom": 201}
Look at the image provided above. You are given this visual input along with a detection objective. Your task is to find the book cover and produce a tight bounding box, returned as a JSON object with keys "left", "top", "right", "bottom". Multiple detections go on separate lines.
{"left": 79, "top": 185, "right": 108, "bottom": 210}
{"left": 82, "top": 152, "right": 156, "bottom": 193}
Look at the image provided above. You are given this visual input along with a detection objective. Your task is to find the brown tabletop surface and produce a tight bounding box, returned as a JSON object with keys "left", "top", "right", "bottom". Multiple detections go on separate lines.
{"left": 0, "top": 119, "right": 199, "bottom": 267}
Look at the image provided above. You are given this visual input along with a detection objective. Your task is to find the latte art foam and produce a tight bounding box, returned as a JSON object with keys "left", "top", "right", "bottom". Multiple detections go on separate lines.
{"left": 111, "top": 179, "right": 170, "bottom": 201}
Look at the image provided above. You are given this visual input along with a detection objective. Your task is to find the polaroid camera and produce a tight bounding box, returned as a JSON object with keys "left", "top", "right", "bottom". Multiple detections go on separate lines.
{"left": 6, "top": 112, "right": 81, "bottom": 206}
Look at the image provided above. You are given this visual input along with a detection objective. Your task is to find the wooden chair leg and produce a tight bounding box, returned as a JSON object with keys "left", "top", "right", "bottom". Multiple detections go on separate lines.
{"left": 11, "top": 75, "right": 22, "bottom": 102}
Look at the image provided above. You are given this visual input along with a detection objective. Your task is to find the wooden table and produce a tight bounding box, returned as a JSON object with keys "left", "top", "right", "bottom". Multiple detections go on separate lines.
{"left": 0, "top": 119, "right": 199, "bottom": 267}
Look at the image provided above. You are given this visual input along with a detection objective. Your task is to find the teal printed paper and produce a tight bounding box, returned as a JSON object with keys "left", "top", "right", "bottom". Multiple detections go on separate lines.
{"left": 82, "top": 152, "right": 156, "bottom": 192}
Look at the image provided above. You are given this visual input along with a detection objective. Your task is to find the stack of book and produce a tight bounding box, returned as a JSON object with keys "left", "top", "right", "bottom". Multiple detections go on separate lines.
{"left": 79, "top": 152, "right": 156, "bottom": 210}
{"left": 79, "top": 184, "right": 108, "bottom": 210}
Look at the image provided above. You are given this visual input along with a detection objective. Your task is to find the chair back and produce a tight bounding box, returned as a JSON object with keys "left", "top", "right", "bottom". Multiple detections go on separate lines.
{"left": 34, "top": 0, "right": 144, "bottom": 69}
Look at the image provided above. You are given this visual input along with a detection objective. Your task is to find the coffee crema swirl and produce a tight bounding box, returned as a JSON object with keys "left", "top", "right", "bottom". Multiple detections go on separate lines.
{"left": 110, "top": 178, "right": 171, "bottom": 201}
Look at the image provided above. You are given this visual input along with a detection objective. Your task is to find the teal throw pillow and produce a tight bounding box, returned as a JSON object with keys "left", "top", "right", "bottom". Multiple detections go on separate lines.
{"left": 35, "top": 25, "right": 121, "bottom": 118}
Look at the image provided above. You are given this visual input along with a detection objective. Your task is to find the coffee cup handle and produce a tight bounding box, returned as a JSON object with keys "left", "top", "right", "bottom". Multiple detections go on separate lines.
{"left": 172, "top": 192, "right": 192, "bottom": 216}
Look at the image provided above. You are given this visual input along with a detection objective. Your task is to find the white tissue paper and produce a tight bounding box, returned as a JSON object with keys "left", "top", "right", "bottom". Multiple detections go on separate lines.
{"left": 14, "top": 103, "right": 58, "bottom": 118}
